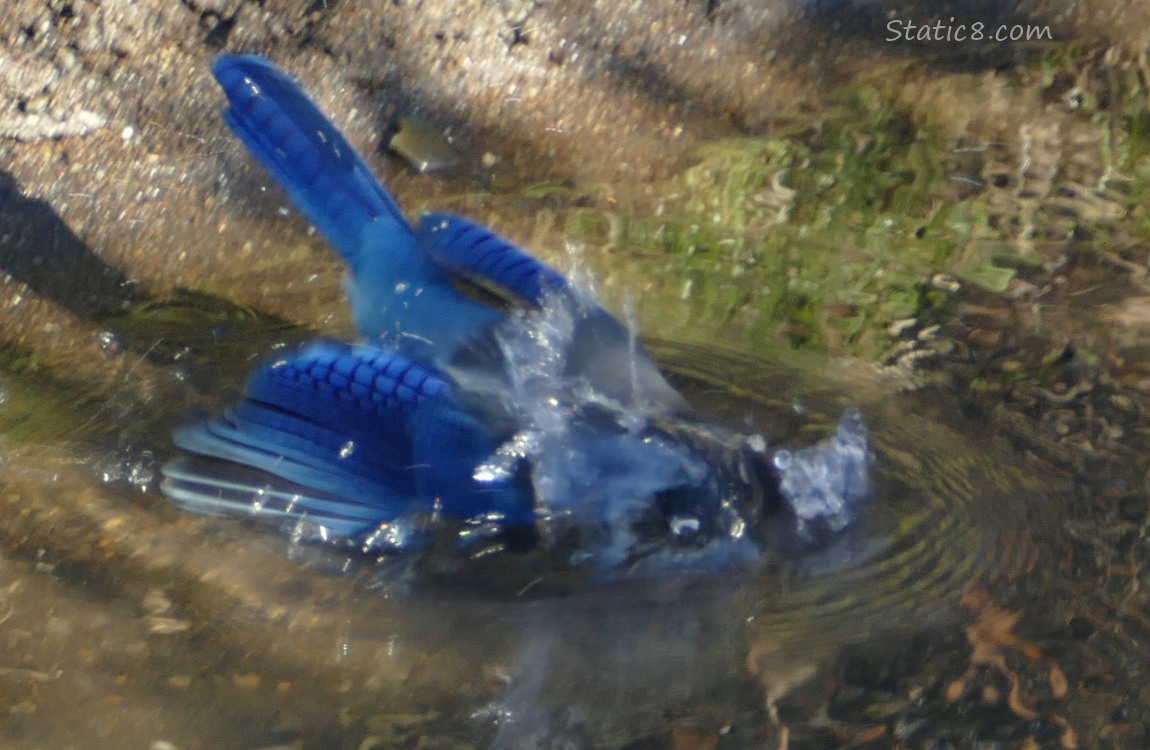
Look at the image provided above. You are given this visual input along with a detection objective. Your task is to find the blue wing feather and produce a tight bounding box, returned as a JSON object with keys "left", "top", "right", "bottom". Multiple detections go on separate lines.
{"left": 162, "top": 456, "right": 398, "bottom": 538}
{"left": 412, "top": 212, "right": 687, "bottom": 411}
{"left": 417, "top": 213, "right": 569, "bottom": 303}
{"left": 213, "top": 55, "right": 411, "bottom": 273}
{"left": 163, "top": 341, "right": 532, "bottom": 534}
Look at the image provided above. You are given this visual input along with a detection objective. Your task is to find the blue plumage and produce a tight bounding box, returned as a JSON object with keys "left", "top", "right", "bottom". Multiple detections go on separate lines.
{"left": 162, "top": 55, "right": 873, "bottom": 574}
{"left": 212, "top": 55, "right": 409, "bottom": 269}
{"left": 417, "top": 213, "right": 570, "bottom": 302}
{"left": 214, "top": 55, "right": 504, "bottom": 363}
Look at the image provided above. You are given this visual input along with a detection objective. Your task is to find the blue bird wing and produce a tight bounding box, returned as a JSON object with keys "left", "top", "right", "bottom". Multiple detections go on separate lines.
{"left": 417, "top": 213, "right": 570, "bottom": 303}
{"left": 162, "top": 457, "right": 400, "bottom": 539}
{"left": 161, "top": 341, "right": 533, "bottom": 538}
{"left": 212, "top": 54, "right": 410, "bottom": 273}
{"left": 414, "top": 213, "right": 689, "bottom": 411}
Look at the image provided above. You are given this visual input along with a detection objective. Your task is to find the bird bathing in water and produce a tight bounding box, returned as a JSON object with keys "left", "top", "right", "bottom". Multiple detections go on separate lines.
{"left": 160, "top": 55, "right": 874, "bottom": 578}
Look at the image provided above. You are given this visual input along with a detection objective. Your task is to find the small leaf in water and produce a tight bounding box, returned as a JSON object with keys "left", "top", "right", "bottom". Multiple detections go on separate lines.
{"left": 388, "top": 117, "right": 459, "bottom": 174}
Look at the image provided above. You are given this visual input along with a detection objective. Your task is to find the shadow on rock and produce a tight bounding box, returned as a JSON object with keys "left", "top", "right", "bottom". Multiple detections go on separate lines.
{"left": 0, "top": 169, "right": 147, "bottom": 318}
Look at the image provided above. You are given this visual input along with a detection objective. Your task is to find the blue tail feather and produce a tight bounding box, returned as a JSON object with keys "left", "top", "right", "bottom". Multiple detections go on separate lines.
{"left": 213, "top": 55, "right": 411, "bottom": 272}
{"left": 212, "top": 56, "right": 511, "bottom": 357}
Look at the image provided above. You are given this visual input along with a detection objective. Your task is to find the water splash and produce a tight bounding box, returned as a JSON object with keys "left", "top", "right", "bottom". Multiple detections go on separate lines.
{"left": 477, "top": 283, "right": 875, "bottom": 573}
{"left": 773, "top": 406, "right": 874, "bottom": 536}
{"left": 96, "top": 446, "right": 158, "bottom": 493}
{"left": 484, "top": 288, "right": 726, "bottom": 569}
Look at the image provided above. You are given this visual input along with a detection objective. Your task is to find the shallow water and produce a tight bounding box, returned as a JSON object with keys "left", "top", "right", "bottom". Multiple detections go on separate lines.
{"left": 0, "top": 308, "right": 1067, "bottom": 748}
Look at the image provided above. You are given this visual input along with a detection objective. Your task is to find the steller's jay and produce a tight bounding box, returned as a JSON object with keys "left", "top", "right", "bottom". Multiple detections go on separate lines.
{"left": 161, "top": 55, "right": 873, "bottom": 576}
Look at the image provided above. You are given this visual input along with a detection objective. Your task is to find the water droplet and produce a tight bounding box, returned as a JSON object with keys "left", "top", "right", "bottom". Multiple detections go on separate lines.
{"left": 97, "top": 331, "right": 122, "bottom": 354}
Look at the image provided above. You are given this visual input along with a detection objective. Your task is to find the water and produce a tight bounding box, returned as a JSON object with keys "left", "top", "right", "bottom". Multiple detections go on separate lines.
{"left": 0, "top": 305, "right": 1064, "bottom": 748}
